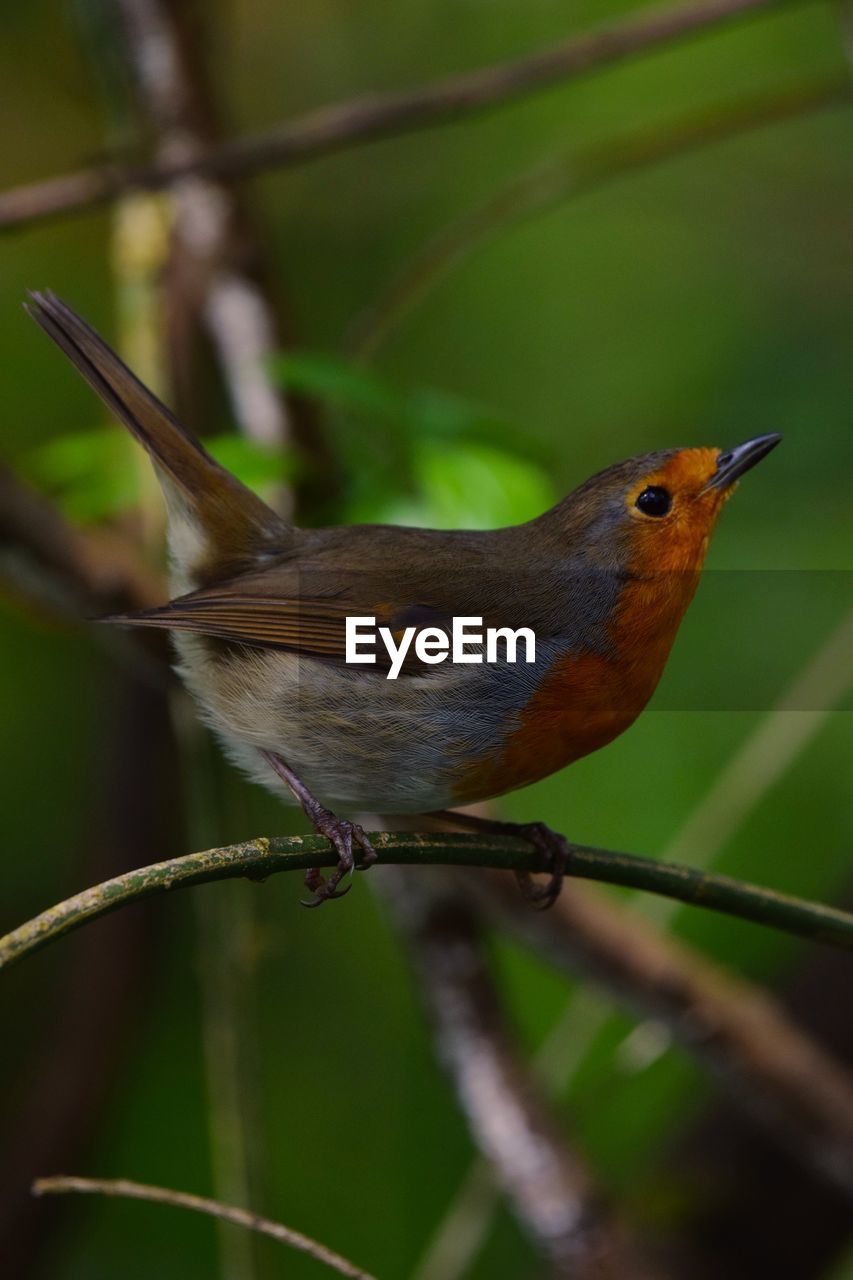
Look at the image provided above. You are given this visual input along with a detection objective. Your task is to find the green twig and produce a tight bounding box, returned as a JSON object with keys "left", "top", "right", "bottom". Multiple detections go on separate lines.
{"left": 3, "top": 832, "right": 853, "bottom": 972}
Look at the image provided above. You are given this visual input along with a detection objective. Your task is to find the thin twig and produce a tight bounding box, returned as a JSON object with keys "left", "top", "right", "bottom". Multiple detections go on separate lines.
{"left": 31, "top": 1176, "right": 375, "bottom": 1280}
{"left": 3, "top": 830, "right": 853, "bottom": 974}
{"left": 383, "top": 872, "right": 657, "bottom": 1277}
{"left": 347, "top": 74, "right": 851, "bottom": 357}
{"left": 0, "top": 0, "right": 790, "bottom": 232}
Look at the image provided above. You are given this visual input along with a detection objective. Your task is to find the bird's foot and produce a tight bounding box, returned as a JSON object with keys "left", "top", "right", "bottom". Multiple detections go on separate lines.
{"left": 509, "top": 821, "right": 572, "bottom": 910}
{"left": 261, "top": 751, "right": 378, "bottom": 907}
{"left": 300, "top": 810, "right": 379, "bottom": 908}
{"left": 432, "top": 809, "right": 572, "bottom": 910}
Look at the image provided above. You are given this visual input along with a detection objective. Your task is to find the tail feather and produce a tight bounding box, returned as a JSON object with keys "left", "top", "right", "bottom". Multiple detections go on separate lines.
{"left": 26, "top": 291, "right": 288, "bottom": 580}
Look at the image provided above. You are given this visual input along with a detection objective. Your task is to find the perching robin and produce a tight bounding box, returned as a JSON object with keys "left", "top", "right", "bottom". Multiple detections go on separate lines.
{"left": 26, "top": 292, "right": 780, "bottom": 907}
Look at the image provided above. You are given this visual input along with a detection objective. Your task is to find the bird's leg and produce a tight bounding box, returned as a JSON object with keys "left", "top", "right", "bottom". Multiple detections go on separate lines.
{"left": 432, "top": 808, "right": 572, "bottom": 910}
{"left": 261, "top": 751, "right": 378, "bottom": 907}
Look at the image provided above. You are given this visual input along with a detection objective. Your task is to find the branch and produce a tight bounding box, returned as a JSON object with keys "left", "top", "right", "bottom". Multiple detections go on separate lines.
{"left": 481, "top": 872, "right": 853, "bottom": 1193}
{"left": 0, "top": 0, "right": 789, "bottom": 231}
{"left": 0, "top": 464, "right": 161, "bottom": 616}
{"left": 113, "top": 0, "right": 333, "bottom": 516}
{"left": 4, "top": 831, "right": 853, "bottom": 973}
{"left": 347, "top": 74, "right": 851, "bottom": 357}
{"left": 383, "top": 872, "right": 657, "bottom": 1277}
{"left": 32, "top": 1176, "right": 375, "bottom": 1280}
{"left": 0, "top": 464, "right": 169, "bottom": 696}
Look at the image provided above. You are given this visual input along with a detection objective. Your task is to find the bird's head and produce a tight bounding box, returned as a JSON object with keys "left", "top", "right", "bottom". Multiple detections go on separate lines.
{"left": 554, "top": 434, "right": 781, "bottom": 577}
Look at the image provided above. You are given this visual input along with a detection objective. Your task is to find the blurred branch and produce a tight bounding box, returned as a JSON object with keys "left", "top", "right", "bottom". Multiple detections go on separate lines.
{"left": 4, "top": 830, "right": 853, "bottom": 973}
{"left": 0, "top": 463, "right": 169, "bottom": 695}
{"left": 32, "top": 1176, "right": 375, "bottom": 1280}
{"left": 348, "top": 74, "right": 851, "bottom": 357}
{"left": 0, "top": 0, "right": 792, "bottom": 232}
{"left": 383, "top": 871, "right": 656, "bottom": 1277}
{"left": 482, "top": 872, "right": 853, "bottom": 1193}
{"left": 0, "top": 463, "right": 161, "bottom": 616}
{"left": 113, "top": 0, "right": 332, "bottom": 516}
{"left": 660, "top": 914, "right": 853, "bottom": 1278}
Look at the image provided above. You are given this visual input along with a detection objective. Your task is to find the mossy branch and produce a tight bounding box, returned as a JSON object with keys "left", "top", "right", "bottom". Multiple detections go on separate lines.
{"left": 3, "top": 831, "right": 853, "bottom": 972}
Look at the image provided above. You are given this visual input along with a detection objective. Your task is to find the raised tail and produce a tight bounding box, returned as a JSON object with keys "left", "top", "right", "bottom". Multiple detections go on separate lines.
{"left": 26, "top": 291, "right": 288, "bottom": 584}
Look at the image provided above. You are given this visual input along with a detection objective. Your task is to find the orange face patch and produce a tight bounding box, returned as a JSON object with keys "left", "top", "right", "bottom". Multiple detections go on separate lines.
{"left": 623, "top": 447, "right": 732, "bottom": 577}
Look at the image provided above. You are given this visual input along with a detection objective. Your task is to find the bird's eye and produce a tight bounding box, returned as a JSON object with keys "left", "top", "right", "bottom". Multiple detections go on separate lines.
{"left": 635, "top": 486, "right": 672, "bottom": 518}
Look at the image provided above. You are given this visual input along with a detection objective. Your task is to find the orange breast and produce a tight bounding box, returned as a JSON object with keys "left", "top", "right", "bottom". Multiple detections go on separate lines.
{"left": 452, "top": 568, "right": 700, "bottom": 805}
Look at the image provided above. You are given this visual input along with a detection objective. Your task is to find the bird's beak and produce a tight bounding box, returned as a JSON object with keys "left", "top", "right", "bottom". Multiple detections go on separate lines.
{"left": 700, "top": 433, "right": 782, "bottom": 493}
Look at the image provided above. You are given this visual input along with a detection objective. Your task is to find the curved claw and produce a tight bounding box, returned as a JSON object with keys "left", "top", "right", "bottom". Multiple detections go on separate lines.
{"left": 429, "top": 807, "right": 571, "bottom": 911}
{"left": 515, "top": 870, "right": 563, "bottom": 911}
{"left": 298, "top": 816, "right": 380, "bottom": 908}
{"left": 301, "top": 881, "right": 353, "bottom": 908}
{"left": 513, "top": 822, "right": 571, "bottom": 910}
{"left": 514, "top": 868, "right": 558, "bottom": 907}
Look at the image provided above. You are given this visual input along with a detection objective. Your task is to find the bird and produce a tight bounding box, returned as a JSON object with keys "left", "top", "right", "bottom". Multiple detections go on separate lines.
{"left": 26, "top": 290, "right": 780, "bottom": 907}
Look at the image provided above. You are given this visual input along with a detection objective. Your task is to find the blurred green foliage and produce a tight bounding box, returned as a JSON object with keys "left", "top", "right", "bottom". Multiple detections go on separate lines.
{"left": 21, "top": 427, "right": 295, "bottom": 520}
{"left": 1, "top": 1, "right": 852, "bottom": 1278}
{"left": 275, "top": 350, "right": 554, "bottom": 523}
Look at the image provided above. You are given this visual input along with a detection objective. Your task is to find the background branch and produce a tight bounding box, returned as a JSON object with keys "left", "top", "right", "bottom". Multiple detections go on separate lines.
{"left": 32, "top": 1176, "right": 375, "bottom": 1280}
{"left": 659, "top": 927, "right": 853, "bottom": 1278}
{"left": 480, "top": 871, "right": 853, "bottom": 1193}
{"left": 383, "top": 869, "right": 658, "bottom": 1277}
{"left": 113, "top": 0, "right": 332, "bottom": 517}
{"left": 4, "top": 830, "right": 853, "bottom": 974}
{"left": 0, "top": 0, "right": 786, "bottom": 231}
{"left": 0, "top": 464, "right": 160, "bottom": 617}
{"left": 347, "top": 74, "right": 851, "bottom": 358}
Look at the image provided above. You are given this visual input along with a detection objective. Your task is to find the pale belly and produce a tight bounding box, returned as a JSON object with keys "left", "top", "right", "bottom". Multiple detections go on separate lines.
{"left": 172, "top": 632, "right": 663, "bottom": 814}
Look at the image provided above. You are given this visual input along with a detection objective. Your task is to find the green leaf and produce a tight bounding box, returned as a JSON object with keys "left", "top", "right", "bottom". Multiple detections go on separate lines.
{"left": 361, "top": 439, "right": 555, "bottom": 529}
{"left": 20, "top": 428, "right": 293, "bottom": 525}
{"left": 20, "top": 426, "right": 139, "bottom": 522}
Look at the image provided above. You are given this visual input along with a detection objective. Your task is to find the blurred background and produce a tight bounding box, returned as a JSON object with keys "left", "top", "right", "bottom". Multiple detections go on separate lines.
{"left": 1, "top": 0, "right": 852, "bottom": 1276}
